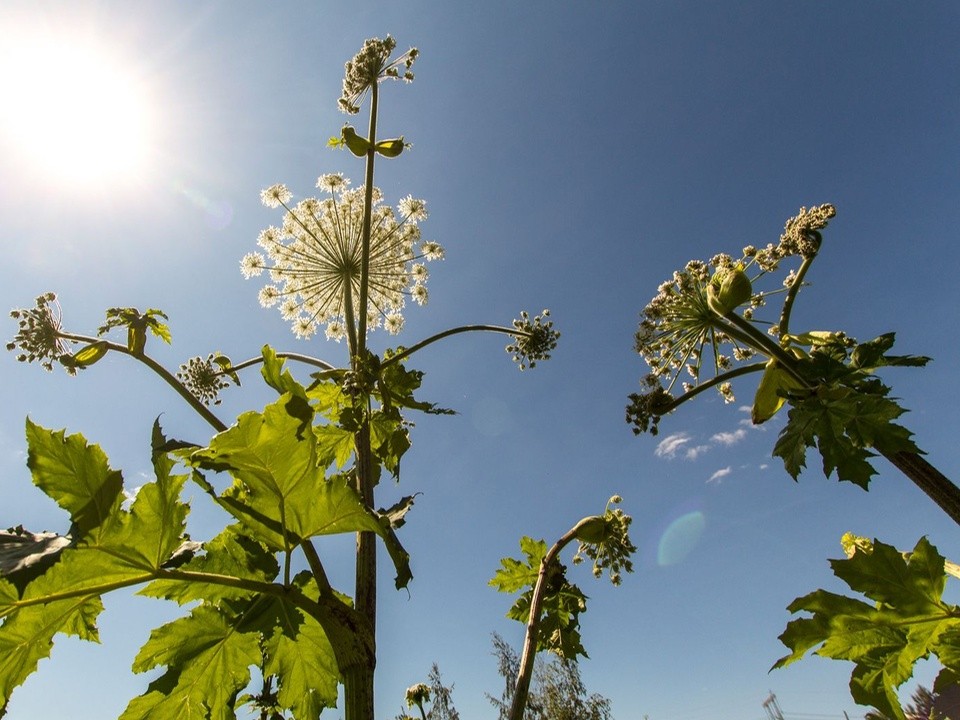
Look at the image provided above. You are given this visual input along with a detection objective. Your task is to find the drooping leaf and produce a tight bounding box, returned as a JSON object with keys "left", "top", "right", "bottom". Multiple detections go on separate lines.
{"left": 377, "top": 360, "right": 455, "bottom": 416}
{"left": 0, "top": 528, "right": 73, "bottom": 595}
{"left": 378, "top": 495, "right": 418, "bottom": 529}
{"left": 772, "top": 385, "right": 920, "bottom": 488}
{"left": 260, "top": 345, "right": 307, "bottom": 399}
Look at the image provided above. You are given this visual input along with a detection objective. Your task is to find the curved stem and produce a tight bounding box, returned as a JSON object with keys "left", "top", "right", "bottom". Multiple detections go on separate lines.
{"left": 224, "top": 352, "right": 338, "bottom": 375}
{"left": 382, "top": 324, "right": 527, "bottom": 367}
{"left": 57, "top": 331, "right": 227, "bottom": 432}
{"left": 509, "top": 516, "right": 595, "bottom": 720}
{"left": 655, "top": 362, "right": 767, "bottom": 416}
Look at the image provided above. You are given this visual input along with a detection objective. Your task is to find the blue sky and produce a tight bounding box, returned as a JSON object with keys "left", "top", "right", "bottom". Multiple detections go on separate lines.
{"left": 2, "top": 2, "right": 960, "bottom": 719}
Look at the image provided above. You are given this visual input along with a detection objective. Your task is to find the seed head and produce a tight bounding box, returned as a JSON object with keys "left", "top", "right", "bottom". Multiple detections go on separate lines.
{"left": 7, "top": 293, "right": 73, "bottom": 374}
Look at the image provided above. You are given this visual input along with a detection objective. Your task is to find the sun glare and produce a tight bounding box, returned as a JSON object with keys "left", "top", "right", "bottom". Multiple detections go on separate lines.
{"left": 0, "top": 28, "right": 155, "bottom": 188}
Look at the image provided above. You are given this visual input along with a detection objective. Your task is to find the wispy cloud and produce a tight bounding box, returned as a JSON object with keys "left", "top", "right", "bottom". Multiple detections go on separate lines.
{"left": 711, "top": 428, "right": 747, "bottom": 446}
{"left": 707, "top": 467, "right": 732, "bottom": 484}
{"left": 655, "top": 432, "right": 691, "bottom": 459}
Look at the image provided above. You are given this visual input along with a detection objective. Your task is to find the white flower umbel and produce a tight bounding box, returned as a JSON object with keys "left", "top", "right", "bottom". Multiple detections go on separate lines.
{"left": 244, "top": 175, "right": 442, "bottom": 340}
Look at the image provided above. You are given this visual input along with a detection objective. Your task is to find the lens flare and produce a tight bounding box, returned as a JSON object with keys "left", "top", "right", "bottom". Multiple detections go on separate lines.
{"left": 656, "top": 510, "right": 706, "bottom": 566}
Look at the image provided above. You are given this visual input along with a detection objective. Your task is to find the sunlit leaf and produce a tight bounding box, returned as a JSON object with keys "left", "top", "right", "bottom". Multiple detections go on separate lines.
{"left": 123, "top": 603, "right": 262, "bottom": 720}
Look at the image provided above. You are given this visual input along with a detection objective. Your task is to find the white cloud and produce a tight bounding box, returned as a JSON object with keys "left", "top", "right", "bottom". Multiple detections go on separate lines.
{"left": 707, "top": 467, "right": 732, "bottom": 484}
{"left": 655, "top": 432, "right": 691, "bottom": 459}
{"left": 685, "top": 444, "right": 710, "bottom": 460}
{"left": 711, "top": 428, "right": 747, "bottom": 446}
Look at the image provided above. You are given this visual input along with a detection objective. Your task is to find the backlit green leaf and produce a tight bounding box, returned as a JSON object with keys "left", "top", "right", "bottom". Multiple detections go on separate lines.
{"left": 775, "top": 536, "right": 960, "bottom": 718}
{"left": 123, "top": 603, "right": 262, "bottom": 720}
{"left": 25, "top": 419, "right": 122, "bottom": 536}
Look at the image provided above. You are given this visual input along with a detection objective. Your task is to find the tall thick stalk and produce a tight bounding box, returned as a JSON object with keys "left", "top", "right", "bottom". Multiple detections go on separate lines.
{"left": 347, "top": 80, "right": 380, "bottom": 720}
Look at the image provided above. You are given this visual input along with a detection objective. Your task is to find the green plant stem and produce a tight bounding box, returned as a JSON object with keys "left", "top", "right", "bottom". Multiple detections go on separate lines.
{"left": 509, "top": 516, "right": 597, "bottom": 720}
{"left": 382, "top": 324, "right": 531, "bottom": 367}
{"left": 343, "top": 276, "right": 360, "bottom": 356}
{"left": 348, "top": 80, "right": 380, "bottom": 720}
{"left": 58, "top": 332, "right": 228, "bottom": 432}
{"left": 883, "top": 450, "right": 960, "bottom": 527}
{"left": 715, "top": 312, "right": 811, "bottom": 388}
{"left": 300, "top": 539, "right": 334, "bottom": 595}
{"left": 655, "top": 362, "right": 767, "bottom": 415}
{"left": 356, "top": 83, "right": 379, "bottom": 347}
{"left": 778, "top": 254, "right": 816, "bottom": 337}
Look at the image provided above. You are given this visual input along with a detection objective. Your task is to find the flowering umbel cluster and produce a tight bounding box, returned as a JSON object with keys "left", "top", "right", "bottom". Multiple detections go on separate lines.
{"left": 506, "top": 310, "right": 560, "bottom": 370}
{"left": 243, "top": 175, "right": 442, "bottom": 341}
{"left": 339, "top": 35, "right": 418, "bottom": 114}
{"left": 627, "top": 204, "right": 836, "bottom": 435}
{"left": 7, "top": 293, "right": 73, "bottom": 374}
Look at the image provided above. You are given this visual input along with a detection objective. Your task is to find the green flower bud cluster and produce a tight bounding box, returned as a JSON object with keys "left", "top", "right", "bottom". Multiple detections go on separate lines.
{"left": 7, "top": 292, "right": 73, "bottom": 374}
{"left": 571, "top": 496, "right": 635, "bottom": 586}
{"left": 706, "top": 266, "right": 752, "bottom": 316}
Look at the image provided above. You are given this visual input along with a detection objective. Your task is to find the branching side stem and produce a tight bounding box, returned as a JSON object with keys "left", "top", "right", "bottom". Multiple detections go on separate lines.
{"left": 383, "top": 324, "right": 533, "bottom": 367}
{"left": 57, "top": 332, "right": 228, "bottom": 433}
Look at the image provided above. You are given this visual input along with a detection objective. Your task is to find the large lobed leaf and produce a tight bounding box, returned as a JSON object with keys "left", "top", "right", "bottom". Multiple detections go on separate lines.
{"left": 25, "top": 418, "right": 123, "bottom": 536}
{"left": 0, "top": 422, "right": 192, "bottom": 712}
{"left": 122, "top": 603, "right": 262, "bottom": 720}
{"left": 774, "top": 537, "right": 960, "bottom": 720}
{"left": 772, "top": 385, "right": 920, "bottom": 489}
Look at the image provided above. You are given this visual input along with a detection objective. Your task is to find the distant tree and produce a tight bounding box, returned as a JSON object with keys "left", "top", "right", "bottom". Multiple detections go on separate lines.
{"left": 425, "top": 664, "right": 460, "bottom": 720}
{"left": 486, "top": 633, "right": 614, "bottom": 720}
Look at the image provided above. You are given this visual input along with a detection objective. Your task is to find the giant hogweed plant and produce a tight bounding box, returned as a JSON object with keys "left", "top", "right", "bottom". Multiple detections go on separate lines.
{"left": 0, "top": 37, "right": 634, "bottom": 720}
{"left": 627, "top": 207, "right": 960, "bottom": 718}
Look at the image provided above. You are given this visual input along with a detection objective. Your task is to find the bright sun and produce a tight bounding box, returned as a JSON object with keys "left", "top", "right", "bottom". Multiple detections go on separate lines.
{"left": 0, "top": 29, "right": 154, "bottom": 188}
